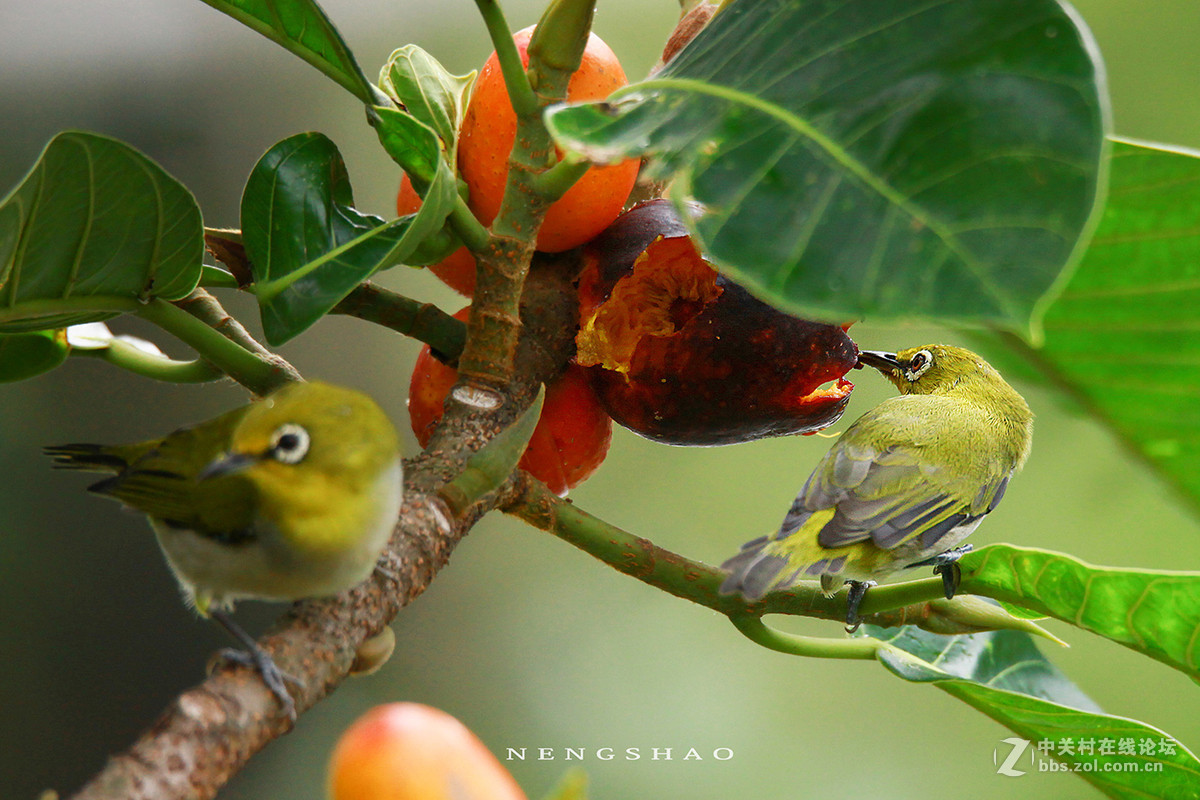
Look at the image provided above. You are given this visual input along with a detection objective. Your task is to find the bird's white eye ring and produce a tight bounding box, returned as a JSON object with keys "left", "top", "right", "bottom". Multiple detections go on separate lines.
{"left": 270, "top": 423, "right": 311, "bottom": 465}
{"left": 905, "top": 349, "right": 934, "bottom": 381}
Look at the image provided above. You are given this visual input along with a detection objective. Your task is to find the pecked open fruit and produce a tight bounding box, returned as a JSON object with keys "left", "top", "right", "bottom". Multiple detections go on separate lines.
{"left": 575, "top": 200, "right": 858, "bottom": 446}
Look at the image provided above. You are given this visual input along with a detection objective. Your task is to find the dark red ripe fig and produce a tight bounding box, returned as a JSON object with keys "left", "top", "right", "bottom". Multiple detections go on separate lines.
{"left": 575, "top": 199, "right": 857, "bottom": 446}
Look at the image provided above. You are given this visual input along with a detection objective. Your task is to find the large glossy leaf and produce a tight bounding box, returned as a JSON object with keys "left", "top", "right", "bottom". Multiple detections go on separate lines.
{"left": 242, "top": 132, "right": 454, "bottom": 344}
{"left": 197, "top": 0, "right": 375, "bottom": 103}
{"left": 546, "top": 0, "right": 1109, "bottom": 333}
{"left": 1009, "top": 139, "right": 1200, "bottom": 515}
{"left": 961, "top": 544, "right": 1200, "bottom": 682}
{"left": 0, "top": 131, "right": 203, "bottom": 333}
{"left": 868, "top": 626, "right": 1200, "bottom": 798}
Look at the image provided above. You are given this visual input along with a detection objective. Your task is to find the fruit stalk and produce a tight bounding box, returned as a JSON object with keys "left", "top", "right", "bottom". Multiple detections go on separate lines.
{"left": 472, "top": 0, "right": 537, "bottom": 116}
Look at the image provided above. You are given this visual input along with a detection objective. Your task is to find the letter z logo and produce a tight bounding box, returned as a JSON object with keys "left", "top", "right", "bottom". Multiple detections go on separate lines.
{"left": 994, "top": 737, "right": 1030, "bottom": 777}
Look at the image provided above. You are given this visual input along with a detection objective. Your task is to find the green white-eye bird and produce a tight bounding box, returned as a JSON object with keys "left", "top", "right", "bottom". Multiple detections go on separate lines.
{"left": 720, "top": 345, "right": 1032, "bottom": 628}
{"left": 46, "top": 380, "right": 403, "bottom": 714}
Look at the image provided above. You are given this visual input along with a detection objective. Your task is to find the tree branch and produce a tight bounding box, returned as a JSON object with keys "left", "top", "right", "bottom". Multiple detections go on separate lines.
{"left": 332, "top": 282, "right": 468, "bottom": 362}
{"left": 68, "top": 438, "right": 523, "bottom": 800}
{"left": 503, "top": 479, "right": 1063, "bottom": 639}
{"left": 456, "top": 0, "right": 597, "bottom": 389}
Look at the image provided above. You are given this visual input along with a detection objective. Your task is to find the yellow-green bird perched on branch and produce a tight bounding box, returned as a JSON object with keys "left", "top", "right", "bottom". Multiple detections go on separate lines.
{"left": 46, "top": 381, "right": 403, "bottom": 714}
{"left": 721, "top": 345, "right": 1032, "bottom": 629}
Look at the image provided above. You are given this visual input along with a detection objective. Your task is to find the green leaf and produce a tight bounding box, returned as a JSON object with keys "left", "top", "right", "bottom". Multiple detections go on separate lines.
{"left": 961, "top": 544, "right": 1200, "bottom": 682}
{"left": 546, "top": 0, "right": 1109, "bottom": 332}
{"left": 0, "top": 131, "right": 203, "bottom": 332}
{"left": 370, "top": 106, "right": 454, "bottom": 190}
{"left": 868, "top": 625, "right": 1099, "bottom": 710}
{"left": 869, "top": 626, "right": 1200, "bottom": 798}
{"left": 242, "top": 133, "right": 454, "bottom": 344}
{"left": 197, "top": 0, "right": 376, "bottom": 104}
{"left": 378, "top": 45, "right": 475, "bottom": 161}
{"left": 0, "top": 330, "right": 68, "bottom": 382}
{"left": 369, "top": 105, "right": 462, "bottom": 261}
{"left": 1012, "top": 139, "right": 1200, "bottom": 515}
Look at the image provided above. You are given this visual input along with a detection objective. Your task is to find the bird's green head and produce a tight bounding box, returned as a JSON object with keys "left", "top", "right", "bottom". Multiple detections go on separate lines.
{"left": 202, "top": 381, "right": 400, "bottom": 505}
{"left": 858, "top": 345, "right": 1015, "bottom": 401}
{"left": 857, "top": 344, "right": 1033, "bottom": 468}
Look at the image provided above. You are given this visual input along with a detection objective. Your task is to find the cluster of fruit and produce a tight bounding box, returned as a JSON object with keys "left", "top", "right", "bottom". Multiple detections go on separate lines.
{"left": 404, "top": 28, "right": 858, "bottom": 495}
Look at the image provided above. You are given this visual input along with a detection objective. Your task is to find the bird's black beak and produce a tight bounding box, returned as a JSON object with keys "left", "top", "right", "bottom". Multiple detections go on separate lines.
{"left": 856, "top": 350, "right": 902, "bottom": 374}
{"left": 198, "top": 452, "right": 258, "bottom": 482}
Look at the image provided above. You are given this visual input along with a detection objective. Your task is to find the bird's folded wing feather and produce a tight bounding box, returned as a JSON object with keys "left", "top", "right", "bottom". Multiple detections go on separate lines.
{"left": 91, "top": 408, "right": 256, "bottom": 533}
{"left": 779, "top": 399, "right": 1010, "bottom": 552}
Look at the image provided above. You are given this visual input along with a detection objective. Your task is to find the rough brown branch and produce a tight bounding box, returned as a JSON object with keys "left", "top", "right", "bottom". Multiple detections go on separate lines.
{"left": 69, "top": 451, "right": 518, "bottom": 800}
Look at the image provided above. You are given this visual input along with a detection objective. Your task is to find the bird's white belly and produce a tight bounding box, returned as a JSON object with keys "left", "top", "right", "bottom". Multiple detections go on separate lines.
{"left": 894, "top": 517, "right": 983, "bottom": 571}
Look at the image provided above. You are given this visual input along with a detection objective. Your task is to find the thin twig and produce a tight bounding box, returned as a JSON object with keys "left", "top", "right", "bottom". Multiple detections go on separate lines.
{"left": 333, "top": 282, "right": 468, "bottom": 362}
{"left": 174, "top": 289, "right": 303, "bottom": 389}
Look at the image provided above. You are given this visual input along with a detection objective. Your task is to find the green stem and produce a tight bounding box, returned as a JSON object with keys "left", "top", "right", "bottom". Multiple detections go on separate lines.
{"left": 448, "top": 196, "right": 491, "bottom": 254}
{"left": 457, "top": 0, "right": 594, "bottom": 388}
{"left": 473, "top": 0, "right": 537, "bottom": 115}
{"left": 505, "top": 482, "right": 1040, "bottom": 638}
{"left": 528, "top": 0, "right": 597, "bottom": 77}
{"left": 856, "top": 576, "right": 947, "bottom": 617}
{"left": 729, "top": 614, "right": 884, "bottom": 660}
{"left": 75, "top": 340, "right": 223, "bottom": 383}
{"left": 507, "top": 479, "right": 848, "bottom": 617}
{"left": 332, "top": 283, "right": 467, "bottom": 362}
{"left": 174, "top": 290, "right": 303, "bottom": 385}
{"left": 136, "top": 299, "right": 290, "bottom": 395}
{"left": 531, "top": 156, "right": 592, "bottom": 204}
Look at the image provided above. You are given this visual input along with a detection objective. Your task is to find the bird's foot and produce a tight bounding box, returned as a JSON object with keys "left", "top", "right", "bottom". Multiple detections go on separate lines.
{"left": 908, "top": 544, "right": 973, "bottom": 599}
{"left": 843, "top": 580, "right": 877, "bottom": 633}
{"left": 215, "top": 646, "right": 300, "bottom": 720}
{"left": 211, "top": 609, "right": 300, "bottom": 720}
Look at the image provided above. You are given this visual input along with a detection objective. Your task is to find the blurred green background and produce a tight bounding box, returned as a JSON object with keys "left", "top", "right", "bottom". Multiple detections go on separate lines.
{"left": 3, "top": 1, "right": 1200, "bottom": 798}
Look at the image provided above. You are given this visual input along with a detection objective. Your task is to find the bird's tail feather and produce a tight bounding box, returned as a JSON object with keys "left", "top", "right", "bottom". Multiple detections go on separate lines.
{"left": 719, "top": 536, "right": 793, "bottom": 600}
{"left": 43, "top": 444, "right": 128, "bottom": 472}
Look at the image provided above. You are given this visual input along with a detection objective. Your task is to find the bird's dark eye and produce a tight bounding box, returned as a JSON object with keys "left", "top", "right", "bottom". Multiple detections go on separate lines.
{"left": 905, "top": 349, "right": 934, "bottom": 380}
{"left": 270, "top": 423, "right": 310, "bottom": 464}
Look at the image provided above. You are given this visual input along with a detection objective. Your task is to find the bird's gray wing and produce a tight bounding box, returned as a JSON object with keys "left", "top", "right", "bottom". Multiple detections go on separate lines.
{"left": 779, "top": 429, "right": 1010, "bottom": 552}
